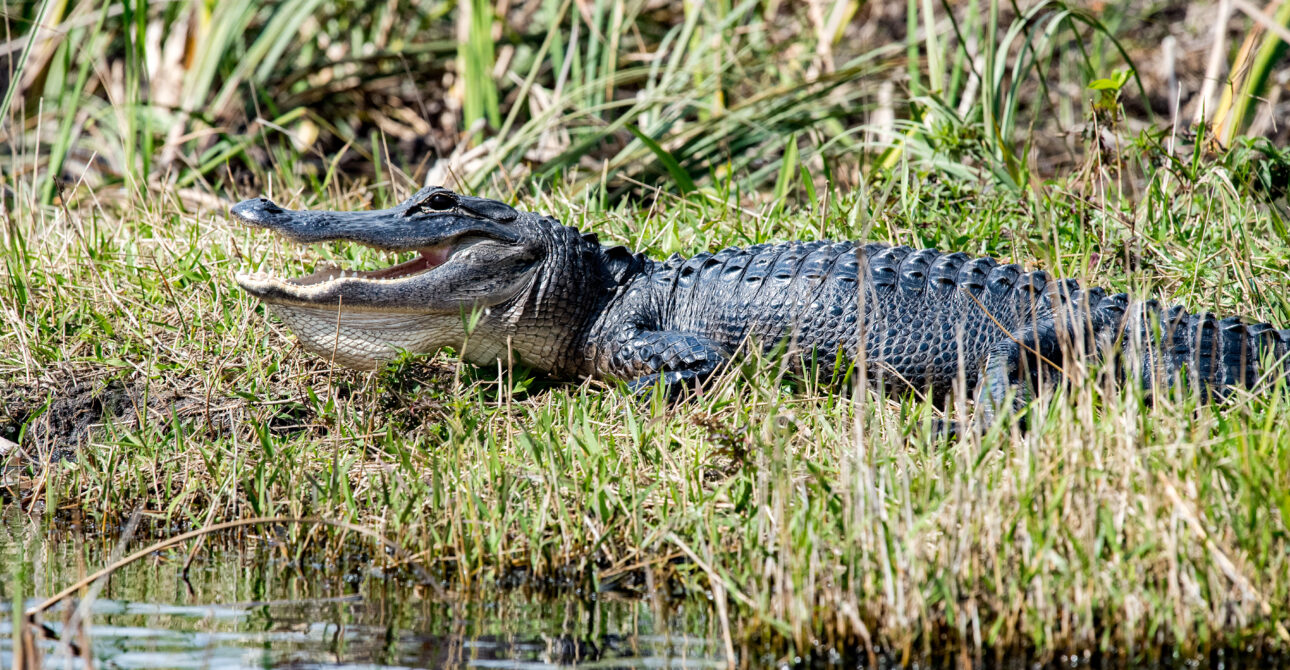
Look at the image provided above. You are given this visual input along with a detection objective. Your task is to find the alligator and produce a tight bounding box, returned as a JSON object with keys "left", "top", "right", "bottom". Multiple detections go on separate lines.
{"left": 231, "top": 186, "right": 1290, "bottom": 424}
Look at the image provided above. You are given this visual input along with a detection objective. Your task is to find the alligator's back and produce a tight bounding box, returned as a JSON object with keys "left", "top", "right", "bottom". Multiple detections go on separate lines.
{"left": 599, "top": 240, "right": 1290, "bottom": 413}
{"left": 645, "top": 241, "right": 1059, "bottom": 395}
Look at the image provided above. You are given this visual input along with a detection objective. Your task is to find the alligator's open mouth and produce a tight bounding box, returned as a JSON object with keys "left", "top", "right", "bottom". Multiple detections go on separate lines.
{"left": 237, "top": 240, "right": 474, "bottom": 286}
{"left": 235, "top": 237, "right": 491, "bottom": 298}
{"left": 285, "top": 244, "right": 453, "bottom": 286}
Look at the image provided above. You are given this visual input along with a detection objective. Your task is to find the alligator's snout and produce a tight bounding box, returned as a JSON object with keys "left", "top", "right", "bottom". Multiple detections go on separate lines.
{"left": 230, "top": 198, "right": 287, "bottom": 227}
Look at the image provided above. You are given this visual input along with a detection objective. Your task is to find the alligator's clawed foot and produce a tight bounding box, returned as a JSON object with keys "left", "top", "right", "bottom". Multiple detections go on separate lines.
{"left": 926, "top": 418, "right": 964, "bottom": 440}
{"left": 627, "top": 371, "right": 706, "bottom": 403}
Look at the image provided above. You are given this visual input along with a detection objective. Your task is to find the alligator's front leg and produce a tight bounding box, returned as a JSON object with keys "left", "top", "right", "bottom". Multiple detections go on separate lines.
{"left": 609, "top": 330, "right": 728, "bottom": 398}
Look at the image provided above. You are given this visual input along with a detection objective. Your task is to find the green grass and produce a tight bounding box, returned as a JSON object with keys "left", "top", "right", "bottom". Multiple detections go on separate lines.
{"left": 3, "top": 146, "right": 1290, "bottom": 658}
{"left": 3, "top": 0, "right": 1290, "bottom": 662}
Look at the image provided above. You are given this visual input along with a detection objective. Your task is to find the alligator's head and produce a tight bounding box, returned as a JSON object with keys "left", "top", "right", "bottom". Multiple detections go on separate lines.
{"left": 232, "top": 186, "right": 602, "bottom": 370}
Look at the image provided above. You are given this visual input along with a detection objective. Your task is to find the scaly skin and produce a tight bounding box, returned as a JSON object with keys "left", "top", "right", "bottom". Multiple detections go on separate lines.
{"left": 232, "top": 187, "right": 1290, "bottom": 422}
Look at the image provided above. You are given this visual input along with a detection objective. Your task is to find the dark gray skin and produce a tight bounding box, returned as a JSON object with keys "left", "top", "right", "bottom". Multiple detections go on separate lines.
{"left": 232, "top": 186, "right": 1290, "bottom": 424}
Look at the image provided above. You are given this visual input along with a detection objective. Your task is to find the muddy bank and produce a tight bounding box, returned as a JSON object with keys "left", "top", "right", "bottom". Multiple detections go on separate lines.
{"left": 0, "top": 360, "right": 463, "bottom": 462}
{"left": 1, "top": 372, "right": 219, "bottom": 461}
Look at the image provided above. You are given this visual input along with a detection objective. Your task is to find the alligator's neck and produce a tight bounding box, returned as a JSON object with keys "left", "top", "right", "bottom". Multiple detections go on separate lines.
{"left": 504, "top": 224, "right": 656, "bottom": 378}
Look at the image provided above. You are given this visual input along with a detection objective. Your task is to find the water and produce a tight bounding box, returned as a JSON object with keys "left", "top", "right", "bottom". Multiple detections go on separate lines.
{"left": 4, "top": 515, "right": 1284, "bottom": 669}
{"left": 0, "top": 515, "right": 728, "bottom": 670}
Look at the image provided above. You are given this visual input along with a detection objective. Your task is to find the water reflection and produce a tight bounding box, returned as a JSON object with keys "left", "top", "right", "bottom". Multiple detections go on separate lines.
{"left": 3, "top": 514, "right": 1285, "bottom": 669}
{"left": 0, "top": 514, "right": 725, "bottom": 670}
{"left": 2, "top": 606, "right": 726, "bottom": 669}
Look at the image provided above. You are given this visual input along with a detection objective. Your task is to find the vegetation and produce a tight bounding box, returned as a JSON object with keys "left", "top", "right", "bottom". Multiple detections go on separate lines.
{"left": 3, "top": 0, "right": 1290, "bottom": 662}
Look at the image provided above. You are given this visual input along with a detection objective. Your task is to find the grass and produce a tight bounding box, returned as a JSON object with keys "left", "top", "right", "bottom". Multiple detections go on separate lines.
{"left": 4, "top": 146, "right": 1290, "bottom": 659}
{"left": 3, "top": 0, "right": 1290, "bottom": 664}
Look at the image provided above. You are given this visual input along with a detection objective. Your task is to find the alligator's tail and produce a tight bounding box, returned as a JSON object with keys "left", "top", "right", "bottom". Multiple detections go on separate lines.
{"left": 976, "top": 287, "right": 1290, "bottom": 424}
{"left": 1134, "top": 300, "right": 1290, "bottom": 400}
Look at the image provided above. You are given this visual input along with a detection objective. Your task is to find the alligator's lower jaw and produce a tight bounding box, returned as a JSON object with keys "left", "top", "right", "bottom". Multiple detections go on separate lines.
{"left": 264, "top": 303, "right": 455, "bottom": 369}
{"left": 235, "top": 242, "right": 477, "bottom": 368}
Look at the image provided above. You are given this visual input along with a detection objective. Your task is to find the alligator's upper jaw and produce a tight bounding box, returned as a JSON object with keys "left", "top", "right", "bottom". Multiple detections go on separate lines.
{"left": 228, "top": 192, "right": 520, "bottom": 250}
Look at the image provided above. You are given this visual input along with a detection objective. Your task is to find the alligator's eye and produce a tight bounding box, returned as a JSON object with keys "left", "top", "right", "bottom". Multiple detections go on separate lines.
{"left": 426, "top": 192, "right": 456, "bottom": 211}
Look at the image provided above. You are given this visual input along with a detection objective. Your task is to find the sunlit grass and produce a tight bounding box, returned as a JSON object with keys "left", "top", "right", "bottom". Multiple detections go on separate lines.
{"left": 2, "top": 145, "right": 1290, "bottom": 656}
